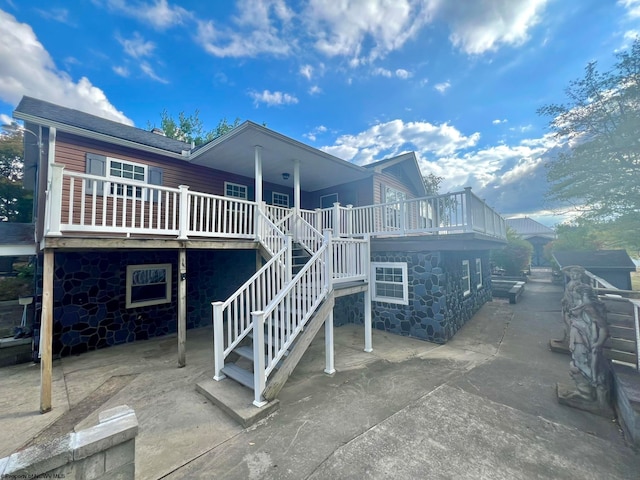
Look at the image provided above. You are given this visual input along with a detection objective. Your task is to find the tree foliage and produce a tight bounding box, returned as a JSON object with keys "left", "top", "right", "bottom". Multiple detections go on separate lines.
{"left": 150, "top": 110, "right": 240, "bottom": 146}
{"left": 423, "top": 173, "right": 443, "bottom": 195}
{"left": 491, "top": 228, "right": 533, "bottom": 276}
{"left": 0, "top": 129, "right": 32, "bottom": 222}
{"left": 539, "top": 39, "right": 640, "bottom": 224}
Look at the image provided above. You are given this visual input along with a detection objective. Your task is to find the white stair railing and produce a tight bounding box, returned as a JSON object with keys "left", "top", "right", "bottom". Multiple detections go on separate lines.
{"left": 251, "top": 229, "right": 332, "bottom": 406}
{"left": 212, "top": 211, "right": 290, "bottom": 380}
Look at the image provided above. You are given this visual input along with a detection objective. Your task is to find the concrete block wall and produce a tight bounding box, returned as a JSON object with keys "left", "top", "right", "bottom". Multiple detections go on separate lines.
{"left": 0, "top": 405, "right": 138, "bottom": 479}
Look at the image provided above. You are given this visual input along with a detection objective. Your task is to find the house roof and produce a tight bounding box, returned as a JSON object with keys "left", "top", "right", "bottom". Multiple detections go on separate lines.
{"left": 364, "top": 152, "right": 427, "bottom": 196}
{"left": 12, "top": 97, "right": 374, "bottom": 192}
{"left": 14, "top": 96, "right": 191, "bottom": 154}
{"left": 506, "top": 217, "right": 556, "bottom": 239}
{"left": 552, "top": 250, "right": 636, "bottom": 270}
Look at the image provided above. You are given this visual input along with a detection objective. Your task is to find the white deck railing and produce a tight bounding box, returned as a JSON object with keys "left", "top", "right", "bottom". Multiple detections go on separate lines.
{"left": 47, "top": 166, "right": 506, "bottom": 241}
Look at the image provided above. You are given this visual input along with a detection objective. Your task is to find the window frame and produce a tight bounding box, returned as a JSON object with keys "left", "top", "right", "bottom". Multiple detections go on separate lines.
{"left": 371, "top": 262, "right": 409, "bottom": 305}
{"left": 383, "top": 185, "right": 407, "bottom": 229}
{"left": 461, "top": 260, "right": 471, "bottom": 296}
{"left": 107, "top": 157, "right": 147, "bottom": 198}
{"left": 476, "top": 258, "right": 483, "bottom": 289}
{"left": 320, "top": 193, "right": 338, "bottom": 209}
{"left": 224, "top": 181, "right": 248, "bottom": 199}
{"left": 272, "top": 191, "right": 289, "bottom": 207}
{"left": 126, "top": 263, "right": 172, "bottom": 308}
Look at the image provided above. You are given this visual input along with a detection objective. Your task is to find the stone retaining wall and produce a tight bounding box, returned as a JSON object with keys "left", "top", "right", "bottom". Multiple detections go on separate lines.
{"left": 0, "top": 405, "right": 138, "bottom": 480}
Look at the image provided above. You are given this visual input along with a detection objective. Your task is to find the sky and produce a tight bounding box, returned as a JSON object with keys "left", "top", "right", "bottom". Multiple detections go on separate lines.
{"left": 1, "top": 0, "right": 639, "bottom": 227}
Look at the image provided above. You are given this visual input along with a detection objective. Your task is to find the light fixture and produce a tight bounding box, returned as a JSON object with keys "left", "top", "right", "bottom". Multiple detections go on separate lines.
{"left": 282, "top": 172, "right": 290, "bottom": 180}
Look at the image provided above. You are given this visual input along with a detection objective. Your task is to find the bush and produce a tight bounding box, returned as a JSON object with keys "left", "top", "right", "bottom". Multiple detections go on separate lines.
{"left": 491, "top": 229, "right": 533, "bottom": 276}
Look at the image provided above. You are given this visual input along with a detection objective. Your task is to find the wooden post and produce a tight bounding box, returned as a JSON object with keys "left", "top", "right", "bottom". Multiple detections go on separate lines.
{"left": 177, "top": 248, "right": 187, "bottom": 368}
{"left": 40, "top": 249, "right": 54, "bottom": 413}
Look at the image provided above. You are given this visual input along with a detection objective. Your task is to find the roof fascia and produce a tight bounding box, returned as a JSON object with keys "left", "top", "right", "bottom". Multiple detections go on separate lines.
{"left": 13, "top": 111, "right": 189, "bottom": 160}
{"left": 189, "top": 120, "right": 369, "bottom": 174}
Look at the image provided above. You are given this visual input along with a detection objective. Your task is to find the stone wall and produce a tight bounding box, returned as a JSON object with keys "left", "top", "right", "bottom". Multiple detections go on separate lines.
{"left": 334, "top": 250, "right": 492, "bottom": 344}
{"left": 0, "top": 405, "right": 138, "bottom": 480}
{"left": 32, "top": 249, "right": 256, "bottom": 358}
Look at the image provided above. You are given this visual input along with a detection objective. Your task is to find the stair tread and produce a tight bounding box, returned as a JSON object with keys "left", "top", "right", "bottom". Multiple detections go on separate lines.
{"left": 221, "top": 363, "right": 254, "bottom": 389}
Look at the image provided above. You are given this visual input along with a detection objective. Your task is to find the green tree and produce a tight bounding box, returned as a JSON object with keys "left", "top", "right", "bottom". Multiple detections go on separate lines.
{"left": 538, "top": 39, "right": 640, "bottom": 229}
{"left": 423, "top": 173, "right": 443, "bottom": 195}
{"left": 491, "top": 228, "right": 533, "bottom": 276}
{"left": 0, "top": 129, "right": 32, "bottom": 222}
{"left": 149, "top": 110, "right": 240, "bottom": 146}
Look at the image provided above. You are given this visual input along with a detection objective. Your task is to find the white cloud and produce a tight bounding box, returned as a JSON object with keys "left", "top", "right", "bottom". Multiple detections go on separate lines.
{"left": 300, "top": 64, "right": 313, "bottom": 80}
{"left": 303, "top": 124, "right": 327, "bottom": 142}
{"left": 373, "top": 67, "right": 393, "bottom": 77}
{"left": 439, "top": 0, "right": 548, "bottom": 54}
{"left": 321, "top": 119, "right": 480, "bottom": 165}
{"left": 102, "top": 0, "right": 190, "bottom": 29}
{"left": 112, "top": 65, "right": 130, "bottom": 77}
{"left": 434, "top": 81, "right": 451, "bottom": 94}
{"left": 620, "top": 0, "right": 640, "bottom": 18}
{"left": 0, "top": 113, "right": 13, "bottom": 125}
{"left": 0, "top": 10, "right": 132, "bottom": 125}
{"left": 117, "top": 32, "right": 156, "bottom": 58}
{"left": 309, "top": 85, "right": 322, "bottom": 95}
{"left": 140, "top": 62, "right": 169, "bottom": 83}
{"left": 395, "top": 68, "right": 412, "bottom": 79}
{"left": 195, "top": 0, "right": 293, "bottom": 57}
{"left": 492, "top": 118, "right": 507, "bottom": 124}
{"left": 35, "top": 8, "right": 75, "bottom": 26}
{"left": 248, "top": 89, "right": 299, "bottom": 107}
{"left": 373, "top": 67, "right": 412, "bottom": 79}
{"left": 305, "top": 0, "right": 436, "bottom": 64}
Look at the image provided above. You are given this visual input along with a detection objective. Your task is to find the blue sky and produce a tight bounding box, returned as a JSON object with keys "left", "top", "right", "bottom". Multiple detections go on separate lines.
{"left": 1, "top": 0, "right": 639, "bottom": 226}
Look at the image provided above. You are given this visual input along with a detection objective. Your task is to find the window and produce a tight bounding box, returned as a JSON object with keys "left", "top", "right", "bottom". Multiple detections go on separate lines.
{"left": 108, "top": 159, "right": 147, "bottom": 198}
{"left": 225, "top": 182, "right": 248, "bottom": 199}
{"left": 476, "top": 258, "right": 483, "bottom": 288}
{"left": 126, "top": 264, "right": 171, "bottom": 308}
{"left": 272, "top": 192, "right": 289, "bottom": 207}
{"left": 461, "top": 260, "right": 471, "bottom": 296}
{"left": 320, "top": 193, "right": 338, "bottom": 209}
{"left": 371, "top": 262, "right": 409, "bottom": 305}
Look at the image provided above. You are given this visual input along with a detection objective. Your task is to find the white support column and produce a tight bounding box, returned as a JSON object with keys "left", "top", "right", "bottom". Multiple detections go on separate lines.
{"left": 252, "top": 310, "right": 268, "bottom": 407}
{"left": 177, "top": 248, "right": 187, "bottom": 368}
{"left": 40, "top": 249, "right": 54, "bottom": 413}
{"left": 293, "top": 160, "right": 300, "bottom": 215}
{"left": 464, "top": 186, "right": 473, "bottom": 232}
{"left": 212, "top": 301, "right": 226, "bottom": 381}
{"left": 323, "top": 229, "right": 333, "bottom": 292}
{"left": 254, "top": 146, "right": 263, "bottom": 242}
{"left": 333, "top": 202, "right": 341, "bottom": 237}
{"left": 364, "top": 234, "right": 373, "bottom": 352}
{"left": 324, "top": 310, "right": 335, "bottom": 374}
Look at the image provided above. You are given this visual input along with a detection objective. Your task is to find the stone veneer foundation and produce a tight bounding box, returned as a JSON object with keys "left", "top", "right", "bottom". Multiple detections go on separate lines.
{"left": 32, "top": 249, "right": 256, "bottom": 358}
{"left": 335, "top": 250, "right": 492, "bottom": 344}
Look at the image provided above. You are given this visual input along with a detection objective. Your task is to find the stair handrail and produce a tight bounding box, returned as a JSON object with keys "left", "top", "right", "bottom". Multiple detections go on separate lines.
{"left": 213, "top": 210, "right": 290, "bottom": 380}
{"left": 251, "top": 229, "right": 332, "bottom": 406}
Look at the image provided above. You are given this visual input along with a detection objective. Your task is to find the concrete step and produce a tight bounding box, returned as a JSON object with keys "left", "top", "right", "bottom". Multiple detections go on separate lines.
{"left": 196, "top": 378, "right": 279, "bottom": 428}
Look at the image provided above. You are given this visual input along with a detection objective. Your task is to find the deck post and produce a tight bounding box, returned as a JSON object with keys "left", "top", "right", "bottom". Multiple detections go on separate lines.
{"left": 47, "top": 163, "right": 64, "bottom": 236}
{"left": 177, "top": 248, "right": 187, "bottom": 368}
{"left": 212, "top": 301, "right": 226, "bottom": 381}
{"left": 345, "top": 204, "right": 353, "bottom": 236}
{"left": 333, "top": 202, "right": 341, "bottom": 237}
{"left": 254, "top": 145, "right": 263, "bottom": 205}
{"left": 252, "top": 310, "right": 268, "bottom": 407}
{"left": 324, "top": 310, "right": 335, "bottom": 374}
{"left": 40, "top": 249, "right": 54, "bottom": 413}
{"left": 177, "top": 185, "right": 190, "bottom": 239}
{"left": 464, "top": 187, "right": 473, "bottom": 233}
{"left": 285, "top": 234, "right": 293, "bottom": 282}
{"left": 399, "top": 199, "right": 406, "bottom": 235}
{"left": 315, "top": 208, "right": 322, "bottom": 232}
{"left": 323, "top": 229, "right": 333, "bottom": 291}
{"left": 293, "top": 159, "right": 300, "bottom": 217}
{"left": 364, "top": 234, "right": 373, "bottom": 353}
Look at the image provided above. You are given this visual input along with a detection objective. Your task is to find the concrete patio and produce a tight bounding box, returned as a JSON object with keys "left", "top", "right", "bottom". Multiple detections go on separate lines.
{"left": 1, "top": 269, "right": 639, "bottom": 479}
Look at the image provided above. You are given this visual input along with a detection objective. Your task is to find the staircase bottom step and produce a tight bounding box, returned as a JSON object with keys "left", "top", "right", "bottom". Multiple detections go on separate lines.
{"left": 196, "top": 378, "right": 279, "bottom": 428}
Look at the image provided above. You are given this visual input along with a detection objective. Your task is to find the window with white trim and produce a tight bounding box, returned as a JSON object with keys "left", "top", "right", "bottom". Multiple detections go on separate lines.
{"left": 476, "top": 258, "right": 483, "bottom": 288}
{"left": 272, "top": 192, "right": 289, "bottom": 207}
{"left": 108, "top": 159, "right": 147, "bottom": 198}
{"left": 126, "top": 263, "right": 171, "bottom": 308}
{"left": 461, "top": 260, "right": 471, "bottom": 296}
{"left": 371, "top": 262, "right": 409, "bottom": 305}
{"left": 225, "top": 182, "right": 248, "bottom": 199}
{"left": 384, "top": 186, "right": 407, "bottom": 229}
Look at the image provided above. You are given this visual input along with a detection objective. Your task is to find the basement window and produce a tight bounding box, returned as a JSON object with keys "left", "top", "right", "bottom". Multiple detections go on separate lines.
{"left": 371, "top": 262, "right": 408, "bottom": 305}
{"left": 462, "top": 260, "right": 471, "bottom": 296}
{"left": 126, "top": 263, "right": 172, "bottom": 308}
